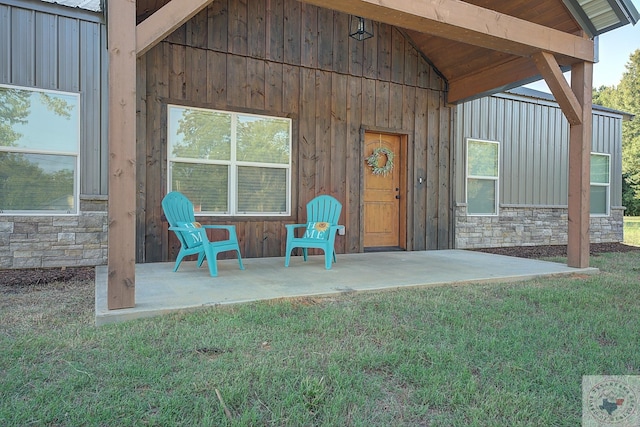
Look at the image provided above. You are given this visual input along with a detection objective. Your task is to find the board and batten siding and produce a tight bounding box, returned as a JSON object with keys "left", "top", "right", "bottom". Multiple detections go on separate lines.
{"left": 454, "top": 90, "right": 625, "bottom": 248}
{"left": 138, "top": 0, "right": 453, "bottom": 263}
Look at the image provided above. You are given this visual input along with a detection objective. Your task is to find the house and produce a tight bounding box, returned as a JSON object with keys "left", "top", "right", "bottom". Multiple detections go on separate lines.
{"left": 1, "top": 0, "right": 638, "bottom": 309}
{"left": 0, "top": 0, "right": 107, "bottom": 268}
{"left": 454, "top": 87, "right": 634, "bottom": 249}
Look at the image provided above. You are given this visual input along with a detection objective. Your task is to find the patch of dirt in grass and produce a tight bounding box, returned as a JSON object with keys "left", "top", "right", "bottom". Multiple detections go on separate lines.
{"left": 473, "top": 242, "right": 640, "bottom": 259}
{"left": 0, "top": 266, "right": 95, "bottom": 290}
{"left": 0, "top": 268, "right": 95, "bottom": 333}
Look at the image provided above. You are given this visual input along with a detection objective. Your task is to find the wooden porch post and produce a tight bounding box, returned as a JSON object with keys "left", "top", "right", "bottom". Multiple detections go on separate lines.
{"left": 107, "top": 0, "right": 137, "bottom": 309}
{"left": 567, "top": 61, "right": 593, "bottom": 268}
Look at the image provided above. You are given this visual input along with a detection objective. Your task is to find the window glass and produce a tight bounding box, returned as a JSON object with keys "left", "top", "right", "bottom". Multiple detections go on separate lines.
{"left": 590, "top": 185, "right": 607, "bottom": 215}
{"left": 237, "top": 166, "right": 287, "bottom": 213}
{"left": 168, "top": 106, "right": 231, "bottom": 161}
{"left": 590, "top": 153, "right": 610, "bottom": 215}
{"left": 590, "top": 154, "right": 609, "bottom": 184}
{"left": 168, "top": 105, "right": 291, "bottom": 216}
{"left": 466, "top": 139, "right": 499, "bottom": 215}
{"left": 468, "top": 140, "right": 498, "bottom": 177}
{"left": 467, "top": 178, "right": 496, "bottom": 215}
{"left": 237, "top": 115, "right": 290, "bottom": 164}
{"left": 0, "top": 85, "right": 79, "bottom": 214}
{"left": 170, "top": 162, "right": 229, "bottom": 213}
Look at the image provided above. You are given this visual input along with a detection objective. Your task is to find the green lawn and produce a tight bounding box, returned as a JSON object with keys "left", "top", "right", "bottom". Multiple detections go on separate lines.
{"left": 624, "top": 216, "right": 640, "bottom": 246}
{"left": 2, "top": 252, "right": 640, "bottom": 426}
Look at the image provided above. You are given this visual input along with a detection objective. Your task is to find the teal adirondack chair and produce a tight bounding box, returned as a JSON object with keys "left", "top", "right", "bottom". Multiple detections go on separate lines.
{"left": 162, "top": 191, "right": 244, "bottom": 277}
{"left": 284, "top": 195, "right": 344, "bottom": 269}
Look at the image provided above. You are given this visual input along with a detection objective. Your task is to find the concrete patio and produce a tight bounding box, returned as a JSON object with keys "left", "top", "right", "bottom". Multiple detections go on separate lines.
{"left": 95, "top": 250, "right": 598, "bottom": 326}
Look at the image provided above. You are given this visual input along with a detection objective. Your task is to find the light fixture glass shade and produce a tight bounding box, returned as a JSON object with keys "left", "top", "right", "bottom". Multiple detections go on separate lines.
{"left": 349, "top": 16, "right": 373, "bottom": 41}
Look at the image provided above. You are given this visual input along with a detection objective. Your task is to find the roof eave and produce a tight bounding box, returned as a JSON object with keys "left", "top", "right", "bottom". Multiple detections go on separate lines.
{"left": 562, "top": 0, "right": 639, "bottom": 38}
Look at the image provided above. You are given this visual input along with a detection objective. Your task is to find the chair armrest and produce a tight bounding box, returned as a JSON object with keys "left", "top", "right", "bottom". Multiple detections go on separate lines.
{"left": 285, "top": 223, "right": 307, "bottom": 231}
{"left": 328, "top": 225, "right": 344, "bottom": 239}
{"left": 202, "top": 225, "right": 236, "bottom": 231}
{"left": 202, "top": 224, "right": 238, "bottom": 240}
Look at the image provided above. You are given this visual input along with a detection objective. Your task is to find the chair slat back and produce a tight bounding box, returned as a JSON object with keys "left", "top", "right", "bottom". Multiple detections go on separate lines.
{"left": 306, "top": 195, "right": 342, "bottom": 225}
{"left": 162, "top": 192, "right": 200, "bottom": 248}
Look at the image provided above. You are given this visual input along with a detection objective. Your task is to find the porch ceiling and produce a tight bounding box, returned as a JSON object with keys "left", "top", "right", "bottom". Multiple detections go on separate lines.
{"left": 134, "top": 0, "right": 599, "bottom": 103}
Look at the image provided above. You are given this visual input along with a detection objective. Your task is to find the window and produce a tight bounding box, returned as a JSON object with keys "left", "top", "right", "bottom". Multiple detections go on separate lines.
{"left": 590, "top": 153, "right": 610, "bottom": 216}
{"left": 466, "top": 139, "right": 499, "bottom": 215}
{"left": 168, "top": 105, "right": 291, "bottom": 216}
{"left": 0, "top": 85, "right": 80, "bottom": 215}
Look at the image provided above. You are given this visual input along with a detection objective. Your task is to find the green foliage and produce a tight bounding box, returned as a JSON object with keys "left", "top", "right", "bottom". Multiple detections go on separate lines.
{"left": 0, "top": 88, "right": 30, "bottom": 147}
{"left": 593, "top": 49, "right": 640, "bottom": 215}
{"left": 622, "top": 173, "right": 640, "bottom": 215}
{"left": 39, "top": 92, "right": 74, "bottom": 119}
{"left": 173, "top": 108, "right": 232, "bottom": 160}
{"left": 624, "top": 216, "right": 640, "bottom": 246}
{"left": 0, "top": 153, "right": 74, "bottom": 211}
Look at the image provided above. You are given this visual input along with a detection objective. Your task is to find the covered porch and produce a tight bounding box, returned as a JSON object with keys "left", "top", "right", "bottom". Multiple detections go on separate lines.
{"left": 95, "top": 250, "right": 598, "bottom": 325}
{"left": 105, "top": 0, "right": 638, "bottom": 310}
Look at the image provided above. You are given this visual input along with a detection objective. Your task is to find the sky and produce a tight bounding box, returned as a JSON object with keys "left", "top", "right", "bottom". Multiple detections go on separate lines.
{"left": 526, "top": 3, "right": 640, "bottom": 92}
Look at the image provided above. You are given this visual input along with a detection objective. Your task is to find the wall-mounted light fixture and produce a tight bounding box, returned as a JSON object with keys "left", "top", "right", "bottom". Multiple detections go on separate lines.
{"left": 349, "top": 16, "right": 373, "bottom": 41}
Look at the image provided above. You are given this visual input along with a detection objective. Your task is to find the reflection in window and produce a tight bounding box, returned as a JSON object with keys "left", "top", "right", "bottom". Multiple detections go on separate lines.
{"left": 0, "top": 85, "right": 79, "bottom": 214}
{"left": 168, "top": 105, "right": 291, "bottom": 216}
{"left": 466, "top": 139, "right": 499, "bottom": 215}
{"left": 590, "top": 153, "right": 610, "bottom": 216}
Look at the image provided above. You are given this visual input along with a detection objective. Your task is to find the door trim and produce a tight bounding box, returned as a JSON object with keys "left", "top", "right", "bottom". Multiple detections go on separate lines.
{"left": 359, "top": 129, "right": 408, "bottom": 252}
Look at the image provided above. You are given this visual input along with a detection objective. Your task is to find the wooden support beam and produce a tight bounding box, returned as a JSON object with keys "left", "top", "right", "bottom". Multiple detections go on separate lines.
{"left": 299, "top": 0, "right": 594, "bottom": 62}
{"left": 567, "top": 61, "right": 593, "bottom": 268}
{"left": 448, "top": 57, "right": 539, "bottom": 103}
{"left": 107, "top": 0, "right": 137, "bottom": 309}
{"left": 136, "top": 0, "right": 214, "bottom": 57}
{"left": 532, "top": 51, "right": 583, "bottom": 126}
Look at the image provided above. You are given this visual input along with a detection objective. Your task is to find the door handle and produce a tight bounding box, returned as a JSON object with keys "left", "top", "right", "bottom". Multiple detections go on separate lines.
{"left": 395, "top": 195, "right": 400, "bottom": 199}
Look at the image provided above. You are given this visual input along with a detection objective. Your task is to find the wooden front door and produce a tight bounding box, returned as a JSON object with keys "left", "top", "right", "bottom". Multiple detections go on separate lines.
{"left": 363, "top": 132, "right": 405, "bottom": 249}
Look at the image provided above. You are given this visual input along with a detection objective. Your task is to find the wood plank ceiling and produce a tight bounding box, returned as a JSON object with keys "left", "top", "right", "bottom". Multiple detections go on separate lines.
{"left": 134, "top": 0, "right": 588, "bottom": 104}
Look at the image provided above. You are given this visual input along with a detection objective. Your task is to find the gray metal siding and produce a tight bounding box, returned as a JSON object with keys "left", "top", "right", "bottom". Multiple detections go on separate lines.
{"left": 455, "top": 92, "right": 624, "bottom": 209}
{"left": 0, "top": 0, "right": 106, "bottom": 195}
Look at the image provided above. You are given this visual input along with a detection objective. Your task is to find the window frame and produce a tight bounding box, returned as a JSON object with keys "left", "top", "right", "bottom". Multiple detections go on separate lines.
{"left": 0, "top": 84, "right": 80, "bottom": 216}
{"left": 167, "top": 104, "right": 292, "bottom": 217}
{"left": 590, "top": 152, "right": 610, "bottom": 217}
{"left": 465, "top": 138, "right": 500, "bottom": 216}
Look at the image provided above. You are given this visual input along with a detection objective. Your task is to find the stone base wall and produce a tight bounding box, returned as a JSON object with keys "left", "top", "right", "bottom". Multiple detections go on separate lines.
{"left": 0, "top": 196, "right": 108, "bottom": 269}
{"left": 455, "top": 205, "right": 624, "bottom": 249}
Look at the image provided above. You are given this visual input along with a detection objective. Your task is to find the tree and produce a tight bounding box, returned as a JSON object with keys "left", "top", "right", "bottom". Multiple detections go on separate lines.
{"left": 0, "top": 88, "right": 31, "bottom": 147}
{"left": 593, "top": 49, "right": 640, "bottom": 216}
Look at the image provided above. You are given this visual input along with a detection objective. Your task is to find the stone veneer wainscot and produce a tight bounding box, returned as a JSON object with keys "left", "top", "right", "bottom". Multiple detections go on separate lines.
{"left": 455, "top": 204, "right": 624, "bottom": 249}
{"left": 0, "top": 196, "right": 108, "bottom": 269}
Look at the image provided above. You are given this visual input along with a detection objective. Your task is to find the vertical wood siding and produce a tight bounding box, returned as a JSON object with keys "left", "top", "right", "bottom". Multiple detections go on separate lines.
{"left": 138, "top": 0, "right": 453, "bottom": 262}
{"left": 0, "top": 0, "right": 107, "bottom": 195}
{"left": 455, "top": 92, "right": 623, "bottom": 208}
